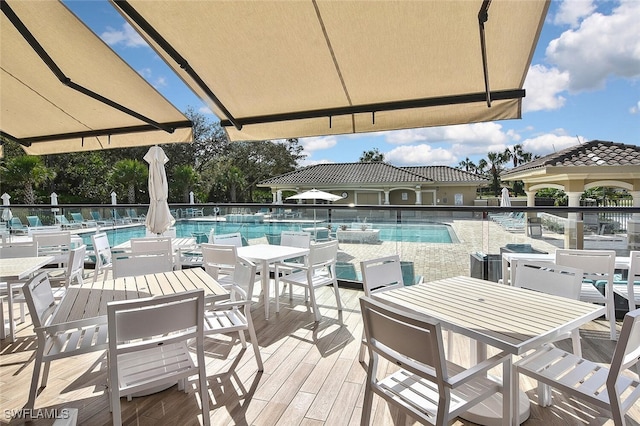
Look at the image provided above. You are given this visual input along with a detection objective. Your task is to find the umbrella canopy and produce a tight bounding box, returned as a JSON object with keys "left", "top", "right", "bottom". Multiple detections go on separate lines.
{"left": 501, "top": 187, "right": 511, "bottom": 207}
{"left": 1, "top": 193, "right": 12, "bottom": 221}
{"left": 0, "top": 0, "right": 192, "bottom": 155}
{"left": 144, "top": 146, "right": 175, "bottom": 235}
{"left": 287, "top": 189, "right": 343, "bottom": 202}
{"left": 114, "top": 0, "right": 548, "bottom": 141}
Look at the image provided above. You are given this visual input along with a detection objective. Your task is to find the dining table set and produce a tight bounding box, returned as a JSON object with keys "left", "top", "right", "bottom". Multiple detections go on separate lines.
{"left": 2, "top": 231, "right": 638, "bottom": 425}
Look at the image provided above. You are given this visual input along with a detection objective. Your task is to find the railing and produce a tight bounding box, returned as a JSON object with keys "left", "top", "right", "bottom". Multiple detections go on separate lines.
{"left": 2, "top": 203, "right": 638, "bottom": 290}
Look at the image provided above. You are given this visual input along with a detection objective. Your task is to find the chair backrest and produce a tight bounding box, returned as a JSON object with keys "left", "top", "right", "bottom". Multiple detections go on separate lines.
{"left": 625, "top": 251, "right": 640, "bottom": 308}
{"left": 514, "top": 260, "right": 583, "bottom": 300}
{"left": 91, "top": 232, "right": 112, "bottom": 268}
{"left": 360, "top": 296, "right": 447, "bottom": 382}
{"left": 27, "top": 216, "right": 43, "bottom": 227}
{"left": 70, "top": 212, "right": 85, "bottom": 223}
{"left": 281, "top": 230, "right": 311, "bottom": 248}
{"left": 34, "top": 231, "right": 72, "bottom": 258}
{"left": 360, "top": 255, "right": 404, "bottom": 297}
{"left": 54, "top": 214, "right": 71, "bottom": 225}
{"left": 65, "top": 244, "right": 86, "bottom": 287}
{"left": 22, "top": 272, "right": 57, "bottom": 329}
{"left": 231, "top": 256, "right": 258, "bottom": 301}
{"left": 0, "top": 241, "right": 38, "bottom": 258}
{"left": 309, "top": 240, "right": 338, "bottom": 267}
{"left": 90, "top": 211, "right": 101, "bottom": 221}
{"left": 10, "top": 217, "right": 26, "bottom": 228}
{"left": 129, "top": 236, "right": 173, "bottom": 255}
{"left": 555, "top": 249, "right": 616, "bottom": 285}
{"left": 112, "top": 252, "right": 174, "bottom": 278}
{"left": 212, "top": 232, "right": 243, "bottom": 247}
{"left": 201, "top": 243, "right": 237, "bottom": 279}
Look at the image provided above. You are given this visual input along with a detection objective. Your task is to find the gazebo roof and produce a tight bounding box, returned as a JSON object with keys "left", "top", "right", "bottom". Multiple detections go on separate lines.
{"left": 503, "top": 140, "right": 640, "bottom": 178}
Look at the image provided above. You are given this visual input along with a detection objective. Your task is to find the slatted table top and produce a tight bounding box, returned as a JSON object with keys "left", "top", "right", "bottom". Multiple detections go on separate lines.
{"left": 375, "top": 275, "right": 606, "bottom": 355}
{"left": 51, "top": 268, "right": 228, "bottom": 325}
{"left": 0, "top": 256, "right": 55, "bottom": 280}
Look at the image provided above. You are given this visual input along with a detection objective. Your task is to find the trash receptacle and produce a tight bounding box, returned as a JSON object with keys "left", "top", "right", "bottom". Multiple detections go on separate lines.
{"left": 527, "top": 217, "right": 542, "bottom": 238}
{"left": 469, "top": 252, "right": 502, "bottom": 282}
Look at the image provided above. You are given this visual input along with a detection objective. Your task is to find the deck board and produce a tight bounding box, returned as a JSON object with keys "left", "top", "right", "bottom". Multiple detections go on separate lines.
{"left": 1, "top": 278, "right": 638, "bottom": 426}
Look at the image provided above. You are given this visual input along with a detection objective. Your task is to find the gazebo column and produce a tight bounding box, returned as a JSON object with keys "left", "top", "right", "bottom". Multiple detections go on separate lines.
{"left": 415, "top": 186, "right": 422, "bottom": 205}
{"left": 524, "top": 190, "right": 537, "bottom": 237}
{"left": 565, "top": 191, "right": 583, "bottom": 249}
{"left": 384, "top": 190, "right": 390, "bottom": 205}
{"left": 627, "top": 191, "right": 640, "bottom": 250}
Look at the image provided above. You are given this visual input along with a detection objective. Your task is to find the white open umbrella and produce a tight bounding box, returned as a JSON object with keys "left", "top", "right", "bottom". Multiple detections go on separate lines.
{"left": 286, "top": 189, "right": 343, "bottom": 230}
{"left": 500, "top": 187, "right": 511, "bottom": 207}
{"left": 144, "top": 146, "right": 175, "bottom": 235}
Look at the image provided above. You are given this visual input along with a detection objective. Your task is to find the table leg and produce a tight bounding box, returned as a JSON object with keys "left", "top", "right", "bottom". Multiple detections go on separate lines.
{"left": 462, "top": 340, "right": 530, "bottom": 425}
{"left": 262, "top": 261, "right": 270, "bottom": 320}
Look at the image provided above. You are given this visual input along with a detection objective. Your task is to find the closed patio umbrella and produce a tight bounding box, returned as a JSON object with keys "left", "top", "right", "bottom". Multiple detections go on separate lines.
{"left": 501, "top": 187, "right": 511, "bottom": 207}
{"left": 144, "top": 146, "right": 175, "bottom": 235}
{"left": 1, "top": 193, "right": 12, "bottom": 221}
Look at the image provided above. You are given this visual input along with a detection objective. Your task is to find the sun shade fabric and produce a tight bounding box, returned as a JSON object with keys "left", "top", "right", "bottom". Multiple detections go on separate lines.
{"left": 0, "top": 0, "right": 192, "bottom": 155}
{"left": 115, "top": 0, "right": 548, "bottom": 141}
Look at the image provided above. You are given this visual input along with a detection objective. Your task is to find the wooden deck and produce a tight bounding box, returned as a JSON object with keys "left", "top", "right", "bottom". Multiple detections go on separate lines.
{"left": 1, "top": 282, "right": 638, "bottom": 425}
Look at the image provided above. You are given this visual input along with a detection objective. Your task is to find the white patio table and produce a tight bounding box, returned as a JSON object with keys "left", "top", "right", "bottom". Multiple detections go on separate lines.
{"left": 501, "top": 251, "right": 630, "bottom": 285}
{"left": 374, "top": 275, "right": 606, "bottom": 426}
{"left": 50, "top": 268, "right": 228, "bottom": 325}
{"left": 237, "top": 244, "right": 309, "bottom": 319}
{"left": 0, "top": 256, "right": 55, "bottom": 341}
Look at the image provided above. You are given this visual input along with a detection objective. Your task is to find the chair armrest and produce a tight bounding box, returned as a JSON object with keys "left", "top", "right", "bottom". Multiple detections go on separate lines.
{"left": 447, "top": 351, "right": 511, "bottom": 388}
{"left": 209, "top": 299, "right": 251, "bottom": 310}
{"left": 41, "top": 315, "right": 108, "bottom": 334}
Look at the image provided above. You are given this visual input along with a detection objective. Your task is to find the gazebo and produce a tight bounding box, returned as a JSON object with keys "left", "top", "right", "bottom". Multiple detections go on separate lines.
{"left": 501, "top": 140, "right": 640, "bottom": 249}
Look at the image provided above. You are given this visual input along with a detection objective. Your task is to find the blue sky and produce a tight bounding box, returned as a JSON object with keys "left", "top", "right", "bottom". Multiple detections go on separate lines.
{"left": 66, "top": 0, "right": 639, "bottom": 168}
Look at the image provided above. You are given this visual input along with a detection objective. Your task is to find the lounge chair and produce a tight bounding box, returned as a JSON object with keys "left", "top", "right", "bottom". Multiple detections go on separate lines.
{"left": 9, "top": 217, "right": 28, "bottom": 234}
{"left": 26, "top": 215, "right": 45, "bottom": 227}
{"left": 111, "top": 210, "right": 132, "bottom": 225}
{"left": 54, "top": 214, "right": 82, "bottom": 229}
{"left": 90, "top": 211, "right": 114, "bottom": 226}
{"left": 70, "top": 212, "right": 97, "bottom": 227}
{"left": 126, "top": 208, "right": 145, "bottom": 222}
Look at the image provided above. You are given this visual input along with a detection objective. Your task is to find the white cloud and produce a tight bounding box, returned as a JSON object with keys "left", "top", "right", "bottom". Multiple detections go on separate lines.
{"left": 384, "top": 145, "right": 456, "bottom": 166}
{"left": 520, "top": 133, "right": 584, "bottom": 157}
{"left": 553, "top": 0, "right": 596, "bottom": 27}
{"left": 630, "top": 101, "right": 640, "bottom": 114}
{"left": 138, "top": 68, "right": 152, "bottom": 79}
{"left": 101, "top": 23, "right": 148, "bottom": 48}
{"left": 383, "top": 122, "right": 512, "bottom": 146}
{"left": 545, "top": 0, "right": 640, "bottom": 92}
{"left": 198, "top": 105, "right": 214, "bottom": 115}
{"left": 522, "top": 65, "right": 570, "bottom": 112}
{"left": 300, "top": 136, "right": 338, "bottom": 152}
{"left": 153, "top": 76, "right": 167, "bottom": 88}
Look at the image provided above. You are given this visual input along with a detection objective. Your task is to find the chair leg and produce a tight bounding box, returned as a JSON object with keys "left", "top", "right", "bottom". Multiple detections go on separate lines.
{"left": 570, "top": 328, "right": 582, "bottom": 357}
{"left": 237, "top": 329, "right": 247, "bottom": 348}
{"left": 358, "top": 329, "right": 367, "bottom": 363}
{"left": 246, "top": 317, "right": 263, "bottom": 371}
{"left": 333, "top": 282, "right": 342, "bottom": 312}
{"left": 0, "top": 297, "right": 5, "bottom": 340}
{"left": 197, "top": 356, "right": 210, "bottom": 426}
{"left": 27, "top": 350, "right": 45, "bottom": 410}
{"left": 308, "top": 287, "right": 321, "bottom": 322}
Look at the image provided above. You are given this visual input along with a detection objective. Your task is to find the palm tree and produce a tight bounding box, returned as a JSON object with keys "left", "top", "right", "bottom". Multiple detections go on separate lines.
{"left": 476, "top": 158, "right": 488, "bottom": 176}
{"left": 1, "top": 156, "right": 54, "bottom": 204}
{"left": 172, "top": 165, "right": 199, "bottom": 203}
{"left": 110, "top": 159, "right": 148, "bottom": 204}
{"left": 487, "top": 152, "right": 503, "bottom": 196}
{"left": 359, "top": 148, "right": 385, "bottom": 162}
{"left": 458, "top": 157, "right": 476, "bottom": 172}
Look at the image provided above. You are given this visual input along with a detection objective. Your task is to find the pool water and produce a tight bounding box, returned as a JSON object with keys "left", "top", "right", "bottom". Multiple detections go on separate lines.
{"left": 79, "top": 220, "right": 457, "bottom": 247}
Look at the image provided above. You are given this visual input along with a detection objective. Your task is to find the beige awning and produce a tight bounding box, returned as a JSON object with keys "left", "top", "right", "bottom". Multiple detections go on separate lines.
{"left": 0, "top": 0, "right": 192, "bottom": 156}
{"left": 113, "top": 0, "right": 548, "bottom": 142}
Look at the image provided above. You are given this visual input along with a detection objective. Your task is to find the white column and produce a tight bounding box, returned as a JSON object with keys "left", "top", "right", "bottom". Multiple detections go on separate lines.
{"left": 415, "top": 187, "right": 422, "bottom": 205}
{"left": 524, "top": 191, "right": 536, "bottom": 237}
{"left": 627, "top": 191, "right": 640, "bottom": 250}
{"left": 565, "top": 191, "right": 583, "bottom": 249}
{"left": 384, "top": 190, "right": 390, "bottom": 205}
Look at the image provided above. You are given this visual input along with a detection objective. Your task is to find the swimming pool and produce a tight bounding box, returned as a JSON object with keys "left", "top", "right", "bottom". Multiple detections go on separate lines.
{"left": 79, "top": 220, "right": 458, "bottom": 247}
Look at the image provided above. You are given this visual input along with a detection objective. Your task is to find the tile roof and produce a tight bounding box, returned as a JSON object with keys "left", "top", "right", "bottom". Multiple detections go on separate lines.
{"left": 259, "top": 163, "right": 487, "bottom": 186}
{"left": 503, "top": 140, "right": 640, "bottom": 176}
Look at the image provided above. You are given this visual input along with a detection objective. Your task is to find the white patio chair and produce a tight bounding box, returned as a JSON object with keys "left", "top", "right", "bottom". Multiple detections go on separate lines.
{"left": 129, "top": 236, "right": 173, "bottom": 255}
{"left": 514, "top": 308, "right": 640, "bottom": 425}
{"left": 358, "top": 255, "right": 404, "bottom": 362}
{"left": 276, "top": 240, "right": 341, "bottom": 322}
{"left": 359, "top": 296, "right": 512, "bottom": 426}
{"left": 47, "top": 244, "right": 87, "bottom": 299}
{"left": 613, "top": 250, "right": 640, "bottom": 312}
{"left": 91, "top": 232, "right": 113, "bottom": 283}
{"left": 33, "top": 231, "right": 72, "bottom": 266}
{"left": 273, "top": 230, "right": 311, "bottom": 293}
{"left": 204, "top": 256, "right": 263, "bottom": 371}
{"left": 22, "top": 272, "right": 108, "bottom": 411}
{"left": 111, "top": 251, "right": 174, "bottom": 279}
{"left": 555, "top": 249, "right": 618, "bottom": 340}
{"left": 201, "top": 243, "right": 238, "bottom": 287}
{"left": 212, "top": 232, "right": 243, "bottom": 247}
{"left": 107, "top": 289, "right": 210, "bottom": 426}
{"left": 0, "top": 241, "right": 39, "bottom": 325}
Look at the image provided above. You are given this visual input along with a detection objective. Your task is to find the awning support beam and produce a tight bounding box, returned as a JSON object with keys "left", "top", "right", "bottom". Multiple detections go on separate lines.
{"left": 112, "top": 0, "right": 243, "bottom": 131}
{"left": 1, "top": 120, "right": 193, "bottom": 147}
{"left": 219, "top": 89, "right": 524, "bottom": 129}
{"left": 0, "top": 0, "right": 176, "bottom": 134}
{"left": 478, "top": 0, "right": 492, "bottom": 108}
